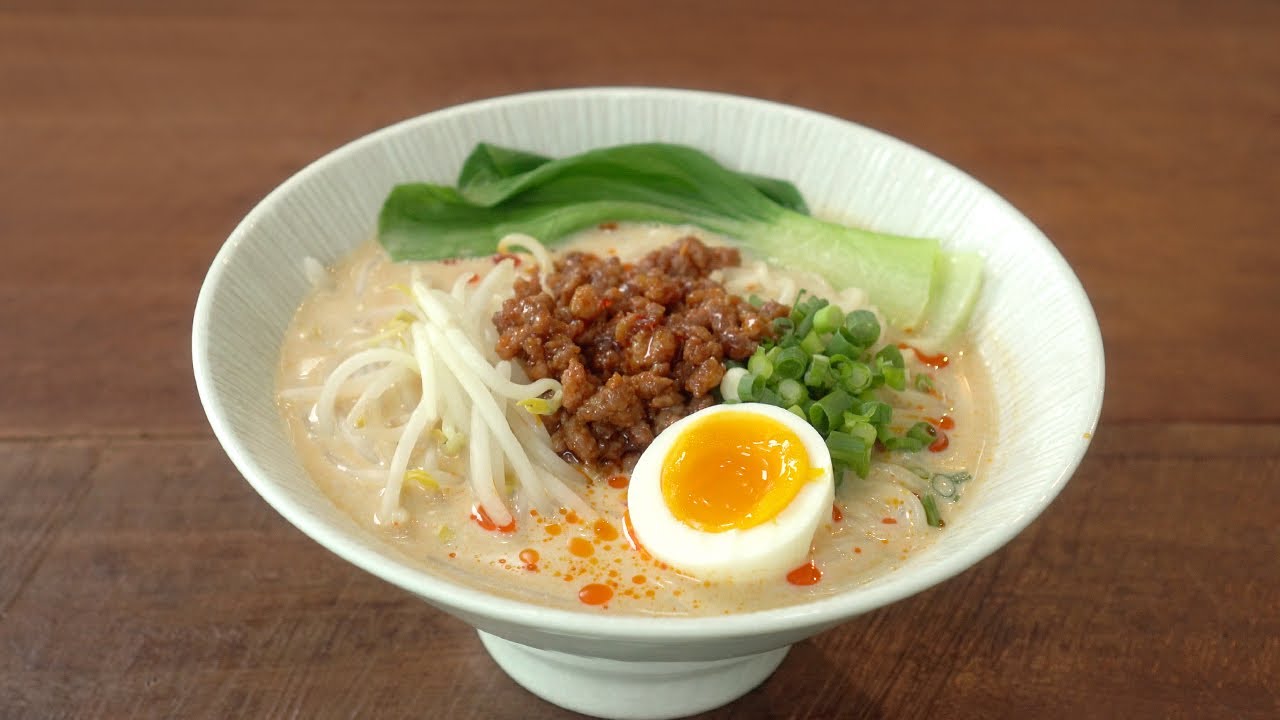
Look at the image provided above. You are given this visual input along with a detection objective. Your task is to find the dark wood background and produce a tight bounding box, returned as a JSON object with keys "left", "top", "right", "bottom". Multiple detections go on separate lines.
{"left": 2, "top": 1, "right": 1277, "bottom": 718}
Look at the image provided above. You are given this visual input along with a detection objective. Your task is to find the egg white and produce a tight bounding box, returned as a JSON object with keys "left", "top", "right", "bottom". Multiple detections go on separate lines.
{"left": 626, "top": 402, "right": 835, "bottom": 583}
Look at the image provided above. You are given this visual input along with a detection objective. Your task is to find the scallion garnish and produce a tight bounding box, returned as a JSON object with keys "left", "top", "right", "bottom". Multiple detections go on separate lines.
{"left": 883, "top": 422, "right": 936, "bottom": 452}
{"left": 773, "top": 346, "right": 808, "bottom": 379}
{"left": 747, "top": 349, "right": 774, "bottom": 381}
{"left": 777, "top": 378, "right": 806, "bottom": 407}
{"left": 718, "top": 289, "right": 971, "bottom": 502}
{"left": 843, "top": 310, "right": 881, "bottom": 346}
{"left": 737, "top": 370, "right": 765, "bottom": 402}
{"left": 921, "top": 493, "right": 944, "bottom": 527}
{"left": 812, "top": 304, "right": 845, "bottom": 334}
{"left": 804, "top": 353, "right": 832, "bottom": 388}
{"left": 800, "top": 330, "right": 825, "bottom": 355}
{"left": 914, "top": 373, "right": 936, "bottom": 393}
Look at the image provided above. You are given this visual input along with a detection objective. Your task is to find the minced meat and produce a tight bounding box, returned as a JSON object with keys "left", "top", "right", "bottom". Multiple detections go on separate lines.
{"left": 493, "top": 236, "right": 789, "bottom": 473}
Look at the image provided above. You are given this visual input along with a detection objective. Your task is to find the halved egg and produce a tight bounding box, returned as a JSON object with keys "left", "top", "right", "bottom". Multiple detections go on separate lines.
{"left": 626, "top": 402, "right": 835, "bottom": 583}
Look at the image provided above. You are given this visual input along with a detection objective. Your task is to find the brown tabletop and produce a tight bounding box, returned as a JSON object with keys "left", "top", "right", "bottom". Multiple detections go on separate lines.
{"left": 3, "top": 1, "right": 1278, "bottom": 718}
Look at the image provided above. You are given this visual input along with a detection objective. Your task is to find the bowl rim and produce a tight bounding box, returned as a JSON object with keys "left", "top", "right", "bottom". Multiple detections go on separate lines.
{"left": 193, "top": 86, "right": 1105, "bottom": 641}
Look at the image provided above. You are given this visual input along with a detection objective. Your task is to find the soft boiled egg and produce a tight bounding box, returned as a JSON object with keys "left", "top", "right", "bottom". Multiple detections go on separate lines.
{"left": 626, "top": 402, "right": 835, "bottom": 583}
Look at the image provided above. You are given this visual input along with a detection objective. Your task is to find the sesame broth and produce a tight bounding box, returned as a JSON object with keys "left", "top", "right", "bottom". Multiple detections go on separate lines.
{"left": 276, "top": 223, "right": 995, "bottom": 614}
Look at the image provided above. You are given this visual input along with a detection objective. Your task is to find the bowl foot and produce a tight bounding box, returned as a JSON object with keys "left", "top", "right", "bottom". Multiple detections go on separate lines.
{"left": 478, "top": 631, "right": 790, "bottom": 720}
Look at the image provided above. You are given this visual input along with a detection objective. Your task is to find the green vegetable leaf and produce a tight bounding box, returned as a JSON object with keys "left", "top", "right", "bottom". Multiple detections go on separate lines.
{"left": 378, "top": 142, "right": 980, "bottom": 334}
{"left": 739, "top": 172, "right": 810, "bottom": 214}
{"left": 458, "top": 144, "right": 553, "bottom": 188}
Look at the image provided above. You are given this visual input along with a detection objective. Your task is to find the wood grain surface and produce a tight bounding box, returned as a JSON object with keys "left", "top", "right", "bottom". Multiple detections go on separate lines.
{"left": 2, "top": 1, "right": 1277, "bottom": 718}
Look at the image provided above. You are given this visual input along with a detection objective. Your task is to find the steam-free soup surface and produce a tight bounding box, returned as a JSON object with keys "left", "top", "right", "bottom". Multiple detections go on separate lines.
{"left": 277, "top": 224, "right": 995, "bottom": 615}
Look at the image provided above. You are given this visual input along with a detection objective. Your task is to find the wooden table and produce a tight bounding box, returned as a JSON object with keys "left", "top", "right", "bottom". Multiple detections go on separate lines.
{"left": 3, "top": 1, "right": 1277, "bottom": 717}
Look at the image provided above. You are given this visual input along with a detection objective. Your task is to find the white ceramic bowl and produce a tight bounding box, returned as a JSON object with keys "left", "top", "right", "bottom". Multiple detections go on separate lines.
{"left": 193, "top": 88, "right": 1104, "bottom": 720}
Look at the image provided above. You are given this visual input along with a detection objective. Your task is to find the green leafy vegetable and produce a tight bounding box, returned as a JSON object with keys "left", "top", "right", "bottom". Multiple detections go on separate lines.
{"left": 378, "top": 142, "right": 981, "bottom": 335}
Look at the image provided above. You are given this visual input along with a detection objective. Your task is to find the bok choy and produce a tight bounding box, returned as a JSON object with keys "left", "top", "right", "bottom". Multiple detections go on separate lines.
{"left": 378, "top": 143, "right": 981, "bottom": 342}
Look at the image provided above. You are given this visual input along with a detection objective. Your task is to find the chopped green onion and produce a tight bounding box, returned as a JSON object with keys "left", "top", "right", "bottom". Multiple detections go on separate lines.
{"left": 832, "top": 461, "right": 848, "bottom": 483}
{"left": 846, "top": 420, "right": 878, "bottom": 447}
{"left": 804, "top": 353, "right": 832, "bottom": 388}
{"left": 882, "top": 365, "right": 906, "bottom": 391}
{"left": 777, "top": 378, "right": 806, "bottom": 407}
{"left": 909, "top": 422, "right": 935, "bottom": 443}
{"left": 935, "top": 470, "right": 972, "bottom": 485}
{"left": 875, "top": 344, "right": 905, "bottom": 369}
{"left": 921, "top": 493, "right": 943, "bottom": 527}
{"left": 813, "top": 304, "right": 844, "bottom": 334}
{"left": 914, "top": 373, "right": 936, "bottom": 393}
{"left": 720, "top": 366, "right": 749, "bottom": 402}
{"left": 800, "top": 330, "right": 825, "bottom": 355}
{"left": 773, "top": 346, "right": 808, "bottom": 379}
{"left": 859, "top": 400, "right": 892, "bottom": 427}
{"left": 883, "top": 421, "right": 935, "bottom": 452}
{"left": 809, "top": 389, "right": 854, "bottom": 432}
{"left": 747, "top": 350, "right": 774, "bottom": 381}
{"left": 807, "top": 405, "right": 830, "bottom": 434}
{"left": 757, "top": 386, "right": 783, "bottom": 407}
{"left": 843, "top": 310, "right": 880, "bottom": 347}
{"left": 825, "top": 430, "right": 865, "bottom": 461}
{"left": 836, "top": 359, "right": 873, "bottom": 393}
{"left": 791, "top": 296, "right": 827, "bottom": 338}
{"left": 747, "top": 293, "right": 764, "bottom": 308}
{"left": 737, "top": 371, "right": 765, "bottom": 402}
{"left": 748, "top": 286, "right": 957, "bottom": 487}
{"left": 825, "top": 332, "right": 861, "bottom": 359}
{"left": 826, "top": 431, "right": 872, "bottom": 478}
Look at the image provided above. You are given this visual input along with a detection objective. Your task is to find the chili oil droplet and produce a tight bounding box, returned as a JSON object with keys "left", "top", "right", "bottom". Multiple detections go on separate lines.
{"left": 786, "top": 561, "right": 822, "bottom": 586}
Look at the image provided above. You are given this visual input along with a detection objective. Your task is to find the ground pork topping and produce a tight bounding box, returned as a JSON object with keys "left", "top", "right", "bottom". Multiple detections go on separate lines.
{"left": 493, "top": 235, "right": 789, "bottom": 472}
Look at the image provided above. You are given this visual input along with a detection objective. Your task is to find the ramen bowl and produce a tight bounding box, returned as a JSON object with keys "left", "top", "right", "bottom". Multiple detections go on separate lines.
{"left": 192, "top": 88, "right": 1104, "bottom": 719}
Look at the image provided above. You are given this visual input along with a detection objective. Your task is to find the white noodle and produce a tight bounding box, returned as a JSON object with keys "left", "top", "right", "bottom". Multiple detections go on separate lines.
{"left": 496, "top": 363, "right": 555, "bottom": 512}
{"left": 509, "top": 415, "right": 594, "bottom": 518}
{"left": 411, "top": 323, "right": 439, "bottom": 422}
{"left": 425, "top": 323, "right": 551, "bottom": 522}
{"left": 378, "top": 326, "right": 443, "bottom": 523}
{"left": 343, "top": 365, "right": 409, "bottom": 431}
{"left": 465, "top": 259, "right": 515, "bottom": 328}
{"left": 441, "top": 326, "right": 562, "bottom": 404}
{"left": 314, "top": 348, "right": 418, "bottom": 434}
{"left": 498, "top": 233, "right": 553, "bottom": 287}
{"left": 411, "top": 284, "right": 460, "bottom": 329}
{"left": 450, "top": 271, "right": 474, "bottom": 300}
{"left": 467, "top": 407, "right": 511, "bottom": 527}
{"left": 436, "top": 367, "right": 469, "bottom": 448}
{"left": 420, "top": 447, "right": 466, "bottom": 488}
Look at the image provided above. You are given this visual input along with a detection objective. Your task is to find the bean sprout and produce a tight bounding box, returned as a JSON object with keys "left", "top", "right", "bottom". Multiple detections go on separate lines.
{"left": 305, "top": 234, "right": 590, "bottom": 528}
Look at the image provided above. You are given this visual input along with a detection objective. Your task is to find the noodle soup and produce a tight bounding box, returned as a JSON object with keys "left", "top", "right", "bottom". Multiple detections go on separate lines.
{"left": 277, "top": 224, "right": 995, "bottom": 615}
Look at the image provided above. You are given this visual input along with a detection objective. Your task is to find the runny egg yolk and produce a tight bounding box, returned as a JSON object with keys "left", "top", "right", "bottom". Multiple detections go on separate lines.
{"left": 660, "top": 410, "right": 817, "bottom": 532}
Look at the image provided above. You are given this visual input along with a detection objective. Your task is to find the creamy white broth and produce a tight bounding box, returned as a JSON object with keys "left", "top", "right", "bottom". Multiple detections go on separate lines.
{"left": 276, "top": 223, "right": 995, "bottom": 614}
